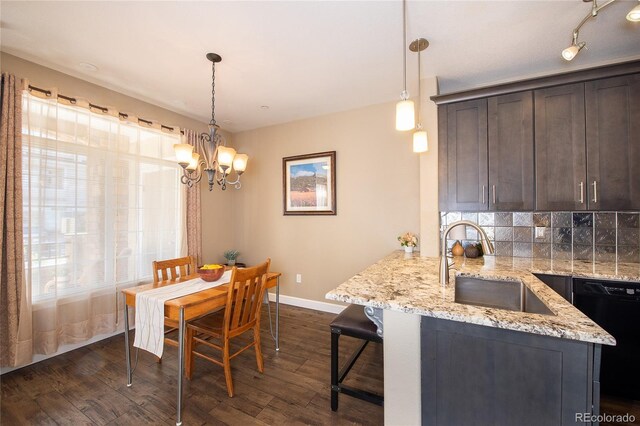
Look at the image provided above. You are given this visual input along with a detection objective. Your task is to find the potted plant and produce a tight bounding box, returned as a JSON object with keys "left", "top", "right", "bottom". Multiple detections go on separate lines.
{"left": 223, "top": 250, "right": 240, "bottom": 266}
{"left": 397, "top": 232, "right": 418, "bottom": 253}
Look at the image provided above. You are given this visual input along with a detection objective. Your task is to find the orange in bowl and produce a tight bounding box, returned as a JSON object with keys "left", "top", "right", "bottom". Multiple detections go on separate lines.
{"left": 197, "top": 264, "right": 224, "bottom": 282}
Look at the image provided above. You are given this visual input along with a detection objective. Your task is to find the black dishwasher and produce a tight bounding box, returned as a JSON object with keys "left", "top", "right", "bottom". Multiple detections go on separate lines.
{"left": 573, "top": 278, "right": 640, "bottom": 400}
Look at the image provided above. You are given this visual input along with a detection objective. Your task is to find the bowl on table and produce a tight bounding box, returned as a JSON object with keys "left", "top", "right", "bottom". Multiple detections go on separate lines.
{"left": 197, "top": 264, "right": 225, "bottom": 282}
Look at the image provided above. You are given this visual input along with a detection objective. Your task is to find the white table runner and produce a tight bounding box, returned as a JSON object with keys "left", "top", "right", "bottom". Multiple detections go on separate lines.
{"left": 133, "top": 270, "right": 231, "bottom": 358}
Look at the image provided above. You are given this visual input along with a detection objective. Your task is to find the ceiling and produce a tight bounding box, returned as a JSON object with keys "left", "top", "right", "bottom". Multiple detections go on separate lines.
{"left": 2, "top": 1, "right": 639, "bottom": 133}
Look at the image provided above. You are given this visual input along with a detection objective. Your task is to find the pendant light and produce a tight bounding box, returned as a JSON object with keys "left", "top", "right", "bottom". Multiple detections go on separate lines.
{"left": 410, "top": 38, "right": 429, "bottom": 153}
{"left": 395, "top": 0, "right": 415, "bottom": 131}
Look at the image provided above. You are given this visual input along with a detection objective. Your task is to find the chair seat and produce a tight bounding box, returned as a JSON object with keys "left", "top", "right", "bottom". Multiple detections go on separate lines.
{"left": 330, "top": 304, "right": 381, "bottom": 342}
{"left": 188, "top": 310, "right": 224, "bottom": 337}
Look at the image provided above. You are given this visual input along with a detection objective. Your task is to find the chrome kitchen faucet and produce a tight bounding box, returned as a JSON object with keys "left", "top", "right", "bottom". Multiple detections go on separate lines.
{"left": 440, "top": 220, "right": 495, "bottom": 286}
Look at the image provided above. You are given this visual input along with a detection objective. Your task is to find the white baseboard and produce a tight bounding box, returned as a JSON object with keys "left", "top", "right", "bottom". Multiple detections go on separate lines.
{"left": 267, "top": 293, "right": 346, "bottom": 314}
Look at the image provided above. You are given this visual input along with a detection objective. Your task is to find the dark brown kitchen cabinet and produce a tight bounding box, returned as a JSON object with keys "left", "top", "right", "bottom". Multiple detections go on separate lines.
{"left": 585, "top": 74, "right": 640, "bottom": 211}
{"left": 534, "top": 83, "right": 587, "bottom": 211}
{"left": 440, "top": 99, "right": 488, "bottom": 211}
{"left": 488, "top": 91, "right": 534, "bottom": 211}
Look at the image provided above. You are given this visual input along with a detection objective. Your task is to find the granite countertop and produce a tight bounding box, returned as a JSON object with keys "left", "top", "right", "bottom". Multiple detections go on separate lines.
{"left": 325, "top": 251, "right": 640, "bottom": 345}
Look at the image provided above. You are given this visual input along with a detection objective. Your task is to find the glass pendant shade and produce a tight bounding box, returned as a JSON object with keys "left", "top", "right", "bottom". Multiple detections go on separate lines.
{"left": 396, "top": 99, "right": 415, "bottom": 131}
{"left": 413, "top": 129, "right": 428, "bottom": 153}
{"left": 187, "top": 153, "right": 200, "bottom": 171}
{"left": 217, "top": 146, "right": 236, "bottom": 169}
{"left": 174, "top": 143, "right": 194, "bottom": 166}
{"left": 233, "top": 154, "right": 248, "bottom": 173}
{"left": 628, "top": 4, "right": 640, "bottom": 21}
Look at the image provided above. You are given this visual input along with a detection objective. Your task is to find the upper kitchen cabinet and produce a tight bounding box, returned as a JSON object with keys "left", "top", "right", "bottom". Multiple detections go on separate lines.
{"left": 585, "top": 74, "right": 640, "bottom": 211}
{"left": 534, "top": 83, "right": 587, "bottom": 211}
{"left": 439, "top": 99, "right": 488, "bottom": 211}
{"left": 433, "top": 60, "right": 640, "bottom": 212}
{"left": 438, "top": 92, "right": 534, "bottom": 212}
{"left": 488, "top": 91, "right": 534, "bottom": 211}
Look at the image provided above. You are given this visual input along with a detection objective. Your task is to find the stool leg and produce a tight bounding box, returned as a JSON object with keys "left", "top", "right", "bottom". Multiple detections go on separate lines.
{"left": 331, "top": 330, "right": 339, "bottom": 411}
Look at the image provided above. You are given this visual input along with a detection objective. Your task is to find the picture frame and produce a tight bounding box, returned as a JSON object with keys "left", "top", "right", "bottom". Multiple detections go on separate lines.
{"left": 282, "top": 151, "right": 336, "bottom": 215}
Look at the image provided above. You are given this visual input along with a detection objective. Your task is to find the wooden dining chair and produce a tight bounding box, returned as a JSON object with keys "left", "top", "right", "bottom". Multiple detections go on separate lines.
{"left": 152, "top": 255, "right": 197, "bottom": 359}
{"left": 152, "top": 255, "right": 197, "bottom": 283}
{"left": 185, "top": 258, "right": 271, "bottom": 397}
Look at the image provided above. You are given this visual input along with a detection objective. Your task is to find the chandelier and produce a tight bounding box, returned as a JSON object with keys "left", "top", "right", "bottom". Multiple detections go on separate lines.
{"left": 174, "top": 53, "right": 248, "bottom": 191}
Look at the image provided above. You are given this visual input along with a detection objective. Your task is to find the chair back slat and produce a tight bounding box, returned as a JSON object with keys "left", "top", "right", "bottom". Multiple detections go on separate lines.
{"left": 224, "top": 259, "right": 271, "bottom": 335}
{"left": 153, "top": 256, "right": 196, "bottom": 283}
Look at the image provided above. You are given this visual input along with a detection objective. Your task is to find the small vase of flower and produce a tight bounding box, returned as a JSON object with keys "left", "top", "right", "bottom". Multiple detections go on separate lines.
{"left": 398, "top": 232, "right": 418, "bottom": 253}
{"left": 223, "top": 250, "right": 240, "bottom": 266}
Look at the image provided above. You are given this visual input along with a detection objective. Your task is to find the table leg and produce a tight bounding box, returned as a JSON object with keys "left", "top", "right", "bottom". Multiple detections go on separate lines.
{"left": 176, "top": 307, "right": 185, "bottom": 426}
{"left": 275, "top": 276, "right": 280, "bottom": 351}
{"left": 123, "top": 303, "right": 132, "bottom": 387}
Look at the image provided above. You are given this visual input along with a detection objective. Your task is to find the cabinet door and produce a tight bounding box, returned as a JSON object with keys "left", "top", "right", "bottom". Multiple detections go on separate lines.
{"left": 445, "top": 99, "right": 488, "bottom": 211}
{"left": 535, "top": 84, "right": 587, "bottom": 211}
{"left": 488, "top": 92, "right": 534, "bottom": 211}
{"left": 585, "top": 74, "right": 640, "bottom": 210}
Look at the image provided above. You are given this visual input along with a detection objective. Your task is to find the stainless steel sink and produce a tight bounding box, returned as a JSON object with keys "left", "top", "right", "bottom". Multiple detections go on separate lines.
{"left": 454, "top": 276, "right": 554, "bottom": 315}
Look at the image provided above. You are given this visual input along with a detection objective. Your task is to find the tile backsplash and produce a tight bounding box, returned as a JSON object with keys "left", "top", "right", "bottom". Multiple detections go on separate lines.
{"left": 440, "top": 211, "right": 640, "bottom": 263}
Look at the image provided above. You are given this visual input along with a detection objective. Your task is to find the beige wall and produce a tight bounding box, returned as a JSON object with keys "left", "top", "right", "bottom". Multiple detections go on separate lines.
{"left": 232, "top": 102, "right": 421, "bottom": 302}
{"left": 1, "top": 52, "right": 236, "bottom": 262}
{"left": 2, "top": 52, "right": 427, "bottom": 300}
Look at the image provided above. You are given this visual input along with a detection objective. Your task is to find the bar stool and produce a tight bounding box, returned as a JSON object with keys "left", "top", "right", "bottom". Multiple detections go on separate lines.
{"left": 330, "top": 304, "right": 383, "bottom": 411}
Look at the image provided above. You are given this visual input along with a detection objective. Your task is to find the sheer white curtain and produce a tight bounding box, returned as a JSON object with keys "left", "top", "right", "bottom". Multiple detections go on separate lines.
{"left": 22, "top": 93, "right": 185, "bottom": 355}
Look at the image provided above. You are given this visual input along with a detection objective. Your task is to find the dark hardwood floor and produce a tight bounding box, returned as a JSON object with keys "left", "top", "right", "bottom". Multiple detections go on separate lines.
{"left": 3, "top": 302, "right": 638, "bottom": 425}
{"left": 1, "top": 305, "right": 384, "bottom": 425}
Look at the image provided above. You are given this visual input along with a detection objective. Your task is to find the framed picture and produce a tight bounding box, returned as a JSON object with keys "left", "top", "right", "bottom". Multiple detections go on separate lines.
{"left": 283, "top": 151, "right": 336, "bottom": 215}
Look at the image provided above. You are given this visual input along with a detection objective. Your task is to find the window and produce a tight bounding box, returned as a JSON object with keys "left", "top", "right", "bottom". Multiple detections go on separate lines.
{"left": 22, "top": 94, "right": 184, "bottom": 301}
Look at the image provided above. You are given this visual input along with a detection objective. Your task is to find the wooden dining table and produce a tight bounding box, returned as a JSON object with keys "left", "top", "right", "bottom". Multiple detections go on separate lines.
{"left": 121, "top": 271, "right": 281, "bottom": 426}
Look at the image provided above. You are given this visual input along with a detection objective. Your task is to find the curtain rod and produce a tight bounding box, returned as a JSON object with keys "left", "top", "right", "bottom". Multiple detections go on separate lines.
{"left": 27, "top": 84, "right": 184, "bottom": 135}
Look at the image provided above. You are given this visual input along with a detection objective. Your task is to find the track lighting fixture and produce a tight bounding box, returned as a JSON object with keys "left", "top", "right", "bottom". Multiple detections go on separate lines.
{"left": 562, "top": 0, "right": 639, "bottom": 61}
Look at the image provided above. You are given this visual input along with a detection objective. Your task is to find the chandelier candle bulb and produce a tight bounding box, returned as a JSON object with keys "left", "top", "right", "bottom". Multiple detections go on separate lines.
{"left": 174, "top": 143, "right": 194, "bottom": 166}
{"left": 217, "top": 146, "right": 236, "bottom": 169}
{"left": 187, "top": 153, "right": 200, "bottom": 171}
{"left": 233, "top": 154, "right": 248, "bottom": 173}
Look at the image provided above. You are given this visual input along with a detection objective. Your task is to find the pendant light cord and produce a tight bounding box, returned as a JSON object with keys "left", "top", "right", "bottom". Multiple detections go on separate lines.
{"left": 417, "top": 41, "right": 421, "bottom": 126}
{"left": 402, "top": 0, "right": 407, "bottom": 96}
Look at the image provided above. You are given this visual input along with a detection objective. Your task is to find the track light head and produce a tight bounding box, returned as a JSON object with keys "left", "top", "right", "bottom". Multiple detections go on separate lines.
{"left": 562, "top": 41, "right": 586, "bottom": 61}
{"left": 627, "top": 3, "right": 640, "bottom": 22}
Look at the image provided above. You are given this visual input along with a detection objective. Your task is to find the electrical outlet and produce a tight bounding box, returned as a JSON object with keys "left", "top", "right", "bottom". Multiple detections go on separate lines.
{"left": 535, "top": 226, "right": 545, "bottom": 239}
{"left": 296, "top": 274, "right": 302, "bottom": 284}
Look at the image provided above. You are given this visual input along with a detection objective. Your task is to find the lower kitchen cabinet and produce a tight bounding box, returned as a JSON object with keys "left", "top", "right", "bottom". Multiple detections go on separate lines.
{"left": 421, "top": 317, "right": 600, "bottom": 425}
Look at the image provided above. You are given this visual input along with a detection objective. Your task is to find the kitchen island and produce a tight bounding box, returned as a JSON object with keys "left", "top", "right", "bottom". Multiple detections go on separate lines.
{"left": 326, "top": 251, "right": 634, "bottom": 425}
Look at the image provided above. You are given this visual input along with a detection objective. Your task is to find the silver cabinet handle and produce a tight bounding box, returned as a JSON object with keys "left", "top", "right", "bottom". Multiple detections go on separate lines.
{"left": 592, "top": 180, "right": 598, "bottom": 203}
{"left": 482, "top": 185, "right": 485, "bottom": 204}
{"left": 492, "top": 185, "right": 496, "bottom": 204}
{"left": 579, "top": 181, "right": 584, "bottom": 204}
